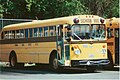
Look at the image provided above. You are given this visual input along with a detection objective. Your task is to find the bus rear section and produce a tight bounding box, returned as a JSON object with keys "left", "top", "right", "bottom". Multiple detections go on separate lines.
{"left": 106, "top": 18, "right": 120, "bottom": 68}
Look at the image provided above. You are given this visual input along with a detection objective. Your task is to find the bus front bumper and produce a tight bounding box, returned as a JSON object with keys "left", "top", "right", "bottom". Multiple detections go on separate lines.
{"left": 71, "top": 59, "right": 110, "bottom": 66}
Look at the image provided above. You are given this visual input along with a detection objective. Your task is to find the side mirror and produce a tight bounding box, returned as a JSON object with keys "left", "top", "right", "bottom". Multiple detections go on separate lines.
{"left": 65, "top": 24, "right": 71, "bottom": 42}
{"left": 65, "top": 32, "right": 71, "bottom": 42}
{"left": 65, "top": 25, "right": 71, "bottom": 30}
{"left": 67, "top": 32, "right": 71, "bottom": 37}
{"left": 66, "top": 37, "right": 71, "bottom": 42}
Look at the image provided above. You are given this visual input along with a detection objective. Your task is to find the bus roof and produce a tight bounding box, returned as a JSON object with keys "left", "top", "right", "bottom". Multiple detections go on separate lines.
{"left": 2, "top": 15, "right": 103, "bottom": 31}
{"left": 106, "top": 17, "right": 120, "bottom": 28}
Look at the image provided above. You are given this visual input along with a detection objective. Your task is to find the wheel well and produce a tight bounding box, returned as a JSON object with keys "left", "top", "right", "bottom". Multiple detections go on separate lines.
{"left": 49, "top": 50, "right": 60, "bottom": 62}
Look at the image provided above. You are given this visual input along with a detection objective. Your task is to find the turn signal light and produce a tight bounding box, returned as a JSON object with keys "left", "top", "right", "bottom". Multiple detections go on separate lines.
{"left": 102, "top": 45, "right": 106, "bottom": 48}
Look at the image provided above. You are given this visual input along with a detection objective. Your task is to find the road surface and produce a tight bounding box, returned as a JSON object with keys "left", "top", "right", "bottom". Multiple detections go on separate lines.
{"left": 0, "top": 65, "right": 119, "bottom": 80}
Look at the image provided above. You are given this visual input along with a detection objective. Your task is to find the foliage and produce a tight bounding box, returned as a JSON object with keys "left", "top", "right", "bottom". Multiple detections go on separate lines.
{"left": 0, "top": 0, "right": 119, "bottom": 19}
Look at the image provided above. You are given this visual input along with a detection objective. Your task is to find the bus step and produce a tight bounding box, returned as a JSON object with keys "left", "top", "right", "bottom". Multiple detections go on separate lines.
{"left": 114, "top": 65, "right": 120, "bottom": 68}
{"left": 58, "top": 60, "right": 64, "bottom": 65}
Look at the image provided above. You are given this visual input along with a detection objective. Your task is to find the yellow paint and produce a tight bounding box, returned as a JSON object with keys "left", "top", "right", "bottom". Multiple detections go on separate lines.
{"left": 70, "top": 43, "right": 107, "bottom": 60}
{"left": 0, "top": 15, "right": 107, "bottom": 66}
{"left": 0, "top": 42, "right": 56, "bottom": 63}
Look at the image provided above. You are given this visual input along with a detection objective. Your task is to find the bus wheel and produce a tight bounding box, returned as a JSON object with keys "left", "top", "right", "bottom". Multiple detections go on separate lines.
{"left": 107, "top": 51, "right": 114, "bottom": 69}
{"left": 53, "top": 58, "right": 59, "bottom": 70}
{"left": 9, "top": 54, "right": 17, "bottom": 68}
{"left": 49, "top": 54, "right": 60, "bottom": 71}
{"left": 10, "top": 54, "right": 24, "bottom": 68}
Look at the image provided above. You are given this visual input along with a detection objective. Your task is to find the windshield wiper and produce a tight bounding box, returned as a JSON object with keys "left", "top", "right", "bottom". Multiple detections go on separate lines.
{"left": 99, "top": 31, "right": 105, "bottom": 40}
{"left": 91, "top": 31, "right": 105, "bottom": 40}
{"left": 73, "top": 33, "right": 82, "bottom": 40}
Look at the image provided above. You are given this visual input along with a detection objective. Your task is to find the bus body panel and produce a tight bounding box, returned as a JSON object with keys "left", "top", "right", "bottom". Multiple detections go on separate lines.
{"left": 0, "top": 42, "right": 56, "bottom": 64}
{"left": 70, "top": 43, "right": 107, "bottom": 60}
{"left": 0, "top": 15, "right": 109, "bottom": 69}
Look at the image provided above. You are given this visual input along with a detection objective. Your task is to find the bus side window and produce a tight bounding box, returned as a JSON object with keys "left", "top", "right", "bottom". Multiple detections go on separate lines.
{"left": 16, "top": 30, "right": 20, "bottom": 39}
{"left": 25, "top": 29, "right": 28, "bottom": 38}
{"left": 9, "top": 31, "right": 12, "bottom": 39}
{"left": 4, "top": 31, "right": 8, "bottom": 39}
{"left": 107, "top": 28, "right": 113, "bottom": 38}
{"left": 29, "top": 28, "right": 33, "bottom": 38}
{"left": 110, "top": 29, "right": 113, "bottom": 37}
{"left": 39, "top": 27, "right": 43, "bottom": 37}
{"left": 44, "top": 27, "right": 48, "bottom": 37}
{"left": 20, "top": 29, "right": 24, "bottom": 38}
{"left": 34, "top": 28, "right": 38, "bottom": 37}
{"left": 49, "top": 26, "right": 54, "bottom": 36}
{"left": 10, "top": 30, "right": 15, "bottom": 39}
{"left": 115, "top": 29, "right": 119, "bottom": 38}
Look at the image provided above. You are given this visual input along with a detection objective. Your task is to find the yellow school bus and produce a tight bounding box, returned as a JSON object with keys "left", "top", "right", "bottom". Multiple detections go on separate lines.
{"left": 106, "top": 17, "right": 119, "bottom": 68}
{"left": 0, "top": 15, "right": 110, "bottom": 71}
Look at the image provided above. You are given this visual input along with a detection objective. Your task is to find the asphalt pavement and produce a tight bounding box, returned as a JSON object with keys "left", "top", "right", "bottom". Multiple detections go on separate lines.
{"left": 0, "top": 65, "right": 119, "bottom": 80}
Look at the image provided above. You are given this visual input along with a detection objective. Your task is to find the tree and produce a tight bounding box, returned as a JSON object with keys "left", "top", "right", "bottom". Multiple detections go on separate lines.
{"left": 0, "top": 0, "right": 119, "bottom": 19}
{"left": 1, "top": 0, "right": 28, "bottom": 19}
{"left": 25, "top": 0, "right": 89, "bottom": 19}
{"left": 103, "top": 0, "right": 119, "bottom": 18}
{"left": 80, "top": 0, "right": 119, "bottom": 18}
{"left": 0, "top": 4, "right": 4, "bottom": 18}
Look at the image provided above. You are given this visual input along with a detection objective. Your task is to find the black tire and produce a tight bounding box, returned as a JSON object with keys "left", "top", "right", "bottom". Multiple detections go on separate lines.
{"left": 49, "top": 53, "right": 61, "bottom": 71}
{"left": 103, "top": 50, "right": 114, "bottom": 70}
{"left": 9, "top": 53, "right": 24, "bottom": 68}
{"left": 9, "top": 54, "right": 17, "bottom": 68}
{"left": 107, "top": 51, "right": 114, "bottom": 69}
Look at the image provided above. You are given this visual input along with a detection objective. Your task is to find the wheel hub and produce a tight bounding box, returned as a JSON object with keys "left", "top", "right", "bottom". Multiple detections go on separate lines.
{"left": 53, "top": 58, "right": 58, "bottom": 70}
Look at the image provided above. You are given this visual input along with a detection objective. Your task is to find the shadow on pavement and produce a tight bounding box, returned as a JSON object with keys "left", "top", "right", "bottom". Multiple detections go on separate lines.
{"left": 0, "top": 64, "right": 101, "bottom": 74}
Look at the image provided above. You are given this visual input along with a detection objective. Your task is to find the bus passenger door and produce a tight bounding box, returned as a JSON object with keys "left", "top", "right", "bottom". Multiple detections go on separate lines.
{"left": 56, "top": 25, "right": 64, "bottom": 64}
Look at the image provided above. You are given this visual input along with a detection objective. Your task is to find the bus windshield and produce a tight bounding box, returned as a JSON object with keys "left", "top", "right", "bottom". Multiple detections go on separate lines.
{"left": 71, "top": 24, "right": 106, "bottom": 40}
{"left": 71, "top": 24, "right": 90, "bottom": 40}
{"left": 91, "top": 24, "right": 106, "bottom": 40}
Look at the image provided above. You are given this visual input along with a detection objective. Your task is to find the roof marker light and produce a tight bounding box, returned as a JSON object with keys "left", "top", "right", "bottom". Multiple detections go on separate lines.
{"left": 100, "top": 18, "right": 105, "bottom": 23}
{"left": 73, "top": 18, "right": 79, "bottom": 24}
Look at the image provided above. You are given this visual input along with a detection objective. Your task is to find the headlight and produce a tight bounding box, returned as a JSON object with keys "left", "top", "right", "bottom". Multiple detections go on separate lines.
{"left": 74, "top": 49, "right": 81, "bottom": 55}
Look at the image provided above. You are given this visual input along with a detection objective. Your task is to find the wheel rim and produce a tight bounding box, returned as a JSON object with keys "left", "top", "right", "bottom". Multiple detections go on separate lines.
{"left": 53, "top": 58, "right": 58, "bottom": 70}
{"left": 11, "top": 57, "right": 16, "bottom": 67}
